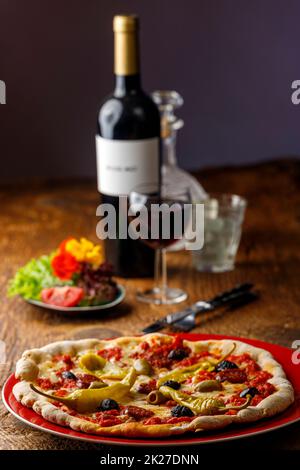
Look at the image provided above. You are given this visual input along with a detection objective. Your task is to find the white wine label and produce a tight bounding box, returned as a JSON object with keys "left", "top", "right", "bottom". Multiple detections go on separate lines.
{"left": 96, "top": 136, "right": 159, "bottom": 196}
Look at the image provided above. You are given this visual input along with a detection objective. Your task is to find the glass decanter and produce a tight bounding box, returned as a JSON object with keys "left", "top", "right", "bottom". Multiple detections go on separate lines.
{"left": 152, "top": 90, "right": 207, "bottom": 250}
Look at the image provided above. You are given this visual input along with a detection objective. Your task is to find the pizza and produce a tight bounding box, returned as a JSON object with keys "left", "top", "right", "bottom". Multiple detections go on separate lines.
{"left": 13, "top": 333, "right": 294, "bottom": 438}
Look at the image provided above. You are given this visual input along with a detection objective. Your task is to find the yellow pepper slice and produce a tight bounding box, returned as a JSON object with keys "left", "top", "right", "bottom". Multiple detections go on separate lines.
{"left": 79, "top": 353, "right": 106, "bottom": 374}
{"left": 157, "top": 343, "right": 236, "bottom": 387}
{"left": 159, "top": 385, "right": 251, "bottom": 415}
{"left": 31, "top": 368, "right": 138, "bottom": 413}
{"left": 157, "top": 360, "right": 215, "bottom": 386}
{"left": 78, "top": 352, "right": 128, "bottom": 380}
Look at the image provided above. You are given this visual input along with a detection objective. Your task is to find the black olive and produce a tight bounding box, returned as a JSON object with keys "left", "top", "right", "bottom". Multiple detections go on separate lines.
{"left": 168, "top": 349, "right": 189, "bottom": 361}
{"left": 62, "top": 371, "right": 77, "bottom": 380}
{"left": 171, "top": 405, "right": 194, "bottom": 417}
{"left": 99, "top": 398, "right": 119, "bottom": 411}
{"left": 239, "top": 387, "right": 259, "bottom": 398}
{"left": 162, "top": 380, "right": 181, "bottom": 390}
{"left": 215, "top": 360, "right": 238, "bottom": 372}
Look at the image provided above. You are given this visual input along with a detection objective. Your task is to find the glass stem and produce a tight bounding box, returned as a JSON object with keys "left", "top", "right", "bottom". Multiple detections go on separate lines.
{"left": 155, "top": 248, "right": 168, "bottom": 301}
{"left": 162, "top": 132, "right": 177, "bottom": 167}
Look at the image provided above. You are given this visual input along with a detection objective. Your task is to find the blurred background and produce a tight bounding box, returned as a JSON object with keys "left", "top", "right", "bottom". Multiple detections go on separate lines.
{"left": 0, "top": 0, "right": 300, "bottom": 182}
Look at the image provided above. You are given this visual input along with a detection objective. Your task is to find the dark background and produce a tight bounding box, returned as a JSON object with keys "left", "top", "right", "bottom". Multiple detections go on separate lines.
{"left": 1, "top": 0, "right": 300, "bottom": 182}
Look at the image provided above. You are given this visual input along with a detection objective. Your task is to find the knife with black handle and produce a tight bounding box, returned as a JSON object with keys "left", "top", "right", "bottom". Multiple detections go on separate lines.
{"left": 142, "top": 283, "right": 254, "bottom": 334}
{"left": 172, "top": 290, "right": 259, "bottom": 332}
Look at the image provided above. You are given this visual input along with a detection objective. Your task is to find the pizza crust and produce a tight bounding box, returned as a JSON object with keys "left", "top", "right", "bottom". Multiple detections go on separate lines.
{"left": 13, "top": 380, "right": 184, "bottom": 437}
{"left": 13, "top": 334, "right": 295, "bottom": 438}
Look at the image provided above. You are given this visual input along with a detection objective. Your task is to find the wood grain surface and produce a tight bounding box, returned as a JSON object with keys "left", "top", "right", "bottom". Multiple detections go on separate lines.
{"left": 1, "top": 159, "right": 300, "bottom": 450}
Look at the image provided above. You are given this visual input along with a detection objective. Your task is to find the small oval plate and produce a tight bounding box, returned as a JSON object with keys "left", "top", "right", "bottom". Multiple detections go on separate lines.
{"left": 24, "top": 284, "right": 126, "bottom": 313}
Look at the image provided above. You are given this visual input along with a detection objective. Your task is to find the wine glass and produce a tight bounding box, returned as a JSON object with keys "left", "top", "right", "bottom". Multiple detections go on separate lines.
{"left": 129, "top": 183, "right": 191, "bottom": 304}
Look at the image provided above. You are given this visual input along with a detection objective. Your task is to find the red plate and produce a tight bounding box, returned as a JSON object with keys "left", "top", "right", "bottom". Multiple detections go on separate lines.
{"left": 2, "top": 334, "right": 300, "bottom": 446}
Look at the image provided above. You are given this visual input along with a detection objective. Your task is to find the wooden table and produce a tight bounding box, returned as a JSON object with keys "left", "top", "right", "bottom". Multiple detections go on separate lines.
{"left": 1, "top": 159, "right": 300, "bottom": 451}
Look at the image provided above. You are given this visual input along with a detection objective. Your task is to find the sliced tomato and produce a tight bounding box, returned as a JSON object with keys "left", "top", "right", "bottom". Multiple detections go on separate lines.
{"left": 41, "top": 286, "right": 84, "bottom": 307}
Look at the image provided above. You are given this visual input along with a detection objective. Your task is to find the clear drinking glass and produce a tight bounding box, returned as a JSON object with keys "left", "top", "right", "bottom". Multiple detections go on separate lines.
{"left": 129, "top": 183, "right": 191, "bottom": 304}
{"left": 191, "top": 194, "right": 247, "bottom": 272}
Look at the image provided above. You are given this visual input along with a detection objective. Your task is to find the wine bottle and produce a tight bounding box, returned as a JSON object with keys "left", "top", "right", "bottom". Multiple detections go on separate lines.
{"left": 96, "top": 15, "right": 161, "bottom": 277}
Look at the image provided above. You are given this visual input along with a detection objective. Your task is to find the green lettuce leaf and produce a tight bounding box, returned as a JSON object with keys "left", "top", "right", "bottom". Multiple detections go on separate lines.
{"left": 7, "top": 255, "right": 73, "bottom": 300}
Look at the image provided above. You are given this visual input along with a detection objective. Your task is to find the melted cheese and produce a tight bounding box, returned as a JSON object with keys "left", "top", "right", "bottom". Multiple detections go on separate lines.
{"left": 35, "top": 338, "right": 256, "bottom": 422}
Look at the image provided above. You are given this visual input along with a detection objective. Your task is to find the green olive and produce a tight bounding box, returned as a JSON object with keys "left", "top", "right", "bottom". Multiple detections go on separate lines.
{"left": 146, "top": 390, "right": 167, "bottom": 405}
{"left": 194, "top": 380, "right": 223, "bottom": 393}
{"left": 79, "top": 353, "right": 106, "bottom": 371}
{"left": 88, "top": 381, "right": 108, "bottom": 389}
{"left": 133, "top": 358, "right": 153, "bottom": 376}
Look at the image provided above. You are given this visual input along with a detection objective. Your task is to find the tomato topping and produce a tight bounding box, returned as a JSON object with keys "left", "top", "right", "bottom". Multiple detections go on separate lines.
{"left": 249, "top": 371, "right": 273, "bottom": 387}
{"left": 53, "top": 354, "right": 74, "bottom": 368}
{"left": 55, "top": 389, "right": 69, "bottom": 397}
{"left": 41, "top": 286, "right": 84, "bottom": 307}
{"left": 257, "top": 382, "right": 276, "bottom": 398}
{"left": 102, "top": 409, "right": 120, "bottom": 417}
{"left": 225, "top": 410, "right": 238, "bottom": 415}
{"left": 74, "top": 373, "right": 98, "bottom": 389}
{"left": 81, "top": 416, "right": 97, "bottom": 423}
{"left": 62, "top": 379, "right": 77, "bottom": 389}
{"left": 225, "top": 377, "right": 275, "bottom": 409}
{"left": 251, "top": 395, "right": 263, "bottom": 406}
{"left": 122, "top": 406, "right": 154, "bottom": 420}
{"left": 228, "top": 353, "right": 252, "bottom": 364}
{"left": 216, "top": 369, "right": 247, "bottom": 383}
{"left": 76, "top": 373, "right": 98, "bottom": 382}
{"left": 137, "top": 379, "right": 157, "bottom": 394}
{"left": 179, "top": 351, "right": 214, "bottom": 367}
{"left": 165, "top": 400, "right": 178, "bottom": 407}
{"left": 166, "top": 416, "right": 194, "bottom": 424}
{"left": 195, "top": 370, "right": 216, "bottom": 382}
{"left": 226, "top": 394, "right": 248, "bottom": 407}
{"left": 228, "top": 354, "right": 261, "bottom": 378}
{"left": 95, "top": 409, "right": 121, "bottom": 420}
{"left": 184, "top": 377, "right": 193, "bottom": 385}
{"left": 97, "top": 416, "right": 122, "bottom": 427}
{"left": 94, "top": 408, "right": 123, "bottom": 425}
{"left": 143, "top": 417, "right": 162, "bottom": 425}
{"left": 244, "top": 361, "right": 261, "bottom": 377}
{"left": 97, "top": 347, "right": 123, "bottom": 361}
{"left": 36, "top": 378, "right": 55, "bottom": 390}
{"left": 140, "top": 341, "right": 150, "bottom": 351}
{"left": 55, "top": 369, "right": 77, "bottom": 389}
{"left": 134, "top": 335, "right": 191, "bottom": 369}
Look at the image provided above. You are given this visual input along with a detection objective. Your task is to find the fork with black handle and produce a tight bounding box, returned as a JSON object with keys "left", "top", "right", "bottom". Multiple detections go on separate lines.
{"left": 142, "top": 283, "right": 254, "bottom": 334}
{"left": 172, "top": 289, "right": 259, "bottom": 332}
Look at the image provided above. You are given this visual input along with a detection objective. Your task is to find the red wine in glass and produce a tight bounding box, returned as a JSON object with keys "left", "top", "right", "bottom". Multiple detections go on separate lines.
{"left": 130, "top": 199, "right": 188, "bottom": 249}
{"left": 129, "top": 185, "right": 191, "bottom": 304}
